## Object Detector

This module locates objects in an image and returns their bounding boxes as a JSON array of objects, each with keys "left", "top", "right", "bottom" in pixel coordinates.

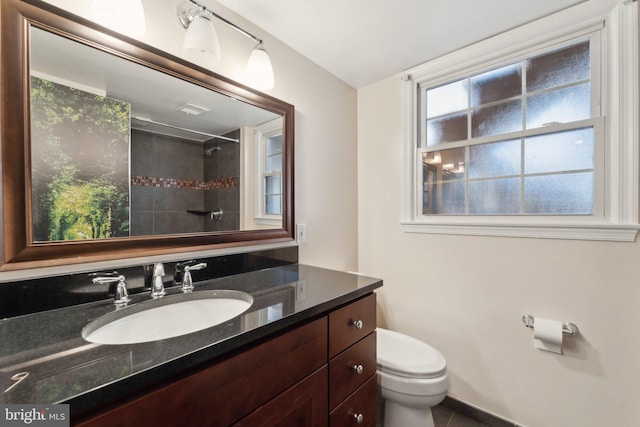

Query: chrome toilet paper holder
[{"left": 522, "top": 314, "right": 578, "bottom": 336}]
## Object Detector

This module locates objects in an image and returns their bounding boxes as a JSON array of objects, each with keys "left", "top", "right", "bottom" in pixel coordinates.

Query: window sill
[
  {"left": 254, "top": 217, "right": 282, "bottom": 227},
  {"left": 401, "top": 221, "right": 639, "bottom": 242}
]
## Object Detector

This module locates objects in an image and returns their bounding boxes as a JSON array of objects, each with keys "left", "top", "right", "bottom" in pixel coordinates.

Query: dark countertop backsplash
[{"left": 0, "top": 246, "right": 299, "bottom": 319}]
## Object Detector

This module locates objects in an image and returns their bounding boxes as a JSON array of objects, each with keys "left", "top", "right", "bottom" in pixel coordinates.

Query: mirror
[
  {"left": 0, "top": 0, "right": 295, "bottom": 270},
  {"left": 29, "top": 27, "right": 283, "bottom": 240}
]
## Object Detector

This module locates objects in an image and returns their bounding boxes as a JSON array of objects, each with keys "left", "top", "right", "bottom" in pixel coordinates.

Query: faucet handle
[
  {"left": 151, "top": 262, "right": 166, "bottom": 299},
  {"left": 181, "top": 262, "right": 207, "bottom": 293},
  {"left": 185, "top": 262, "right": 207, "bottom": 271},
  {"left": 174, "top": 260, "right": 196, "bottom": 284},
  {"left": 92, "top": 274, "right": 130, "bottom": 306},
  {"left": 89, "top": 270, "right": 119, "bottom": 284}
]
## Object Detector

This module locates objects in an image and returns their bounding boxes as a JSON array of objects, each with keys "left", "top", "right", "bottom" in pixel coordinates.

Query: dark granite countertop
[{"left": 0, "top": 264, "right": 382, "bottom": 418}]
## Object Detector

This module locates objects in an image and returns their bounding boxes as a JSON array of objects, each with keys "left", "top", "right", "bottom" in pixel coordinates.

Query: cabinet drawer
[
  {"left": 329, "top": 293, "right": 376, "bottom": 358},
  {"left": 329, "top": 375, "right": 377, "bottom": 427},
  {"left": 77, "top": 317, "right": 328, "bottom": 427},
  {"left": 329, "top": 332, "right": 376, "bottom": 409}
]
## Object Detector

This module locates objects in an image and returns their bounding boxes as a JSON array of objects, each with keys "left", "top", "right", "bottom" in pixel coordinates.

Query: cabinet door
[{"left": 234, "top": 366, "right": 328, "bottom": 427}]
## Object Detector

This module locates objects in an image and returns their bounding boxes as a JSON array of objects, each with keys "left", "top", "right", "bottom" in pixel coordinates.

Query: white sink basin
[{"left": 82, "top": 290, "right": 253, "bottom": 345}]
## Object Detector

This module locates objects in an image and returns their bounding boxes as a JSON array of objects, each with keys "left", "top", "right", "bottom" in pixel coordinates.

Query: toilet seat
[{"left": 377, "top": 328, "right": 446, "bottom": 379}]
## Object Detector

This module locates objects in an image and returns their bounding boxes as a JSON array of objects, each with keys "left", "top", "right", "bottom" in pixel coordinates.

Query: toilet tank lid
[{"left": 376, "top": 328, "right": 446, "bottom": 378}]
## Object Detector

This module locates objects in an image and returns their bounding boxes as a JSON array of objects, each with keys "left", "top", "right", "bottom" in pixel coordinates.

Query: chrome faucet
[
  {"left": 180, "top": 262, "right": 207, "bottom": 293},
  {"left": 93, "top": 274, "right": 130, "bottom": 306},
  {"left": 150, "top": 262, "right": 166, "bottom": 298},
  {"left": 173, "top": 259, "right": 195, "bottom": 285}
]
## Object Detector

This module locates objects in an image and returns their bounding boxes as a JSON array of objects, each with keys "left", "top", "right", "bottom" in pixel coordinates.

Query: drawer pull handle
[
  {"left": 352, "top": 364, "right": 364, "bottom": 375},
  {"left": 352, "top": 319, "right": 363, "bottom": 330},
  {"left": 353, "top": 413, "right": 364, "bottom": 424}
]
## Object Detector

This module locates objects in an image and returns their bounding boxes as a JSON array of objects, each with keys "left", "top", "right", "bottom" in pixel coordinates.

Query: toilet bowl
[{"left": 376, "top": 328, "right": 448, "bottom": 427}]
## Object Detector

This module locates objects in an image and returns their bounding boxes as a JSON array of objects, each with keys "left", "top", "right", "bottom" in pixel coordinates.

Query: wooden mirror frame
[{"left": 0, "top": 0, "right": 295, "bottom": 271}]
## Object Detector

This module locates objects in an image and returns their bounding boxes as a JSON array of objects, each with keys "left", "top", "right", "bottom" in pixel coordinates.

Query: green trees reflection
[{"left": 30, "top": 77, "right": 130, "bottom": 241}]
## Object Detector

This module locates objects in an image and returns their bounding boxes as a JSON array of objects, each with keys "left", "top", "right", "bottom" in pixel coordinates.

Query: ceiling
[
  {"left": 31, "top": 27, "right": 278, "bottom": 141},
  {"left": 216, "top": 0, "right": 587, "bottom": 89}
]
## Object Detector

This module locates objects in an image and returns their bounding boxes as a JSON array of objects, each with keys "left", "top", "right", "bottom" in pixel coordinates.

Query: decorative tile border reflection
[{"left": 131, "top": 175, "right": 237, "bottom": 190}]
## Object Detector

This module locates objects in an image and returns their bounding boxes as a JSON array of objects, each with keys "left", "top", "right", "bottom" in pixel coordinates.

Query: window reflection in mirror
[
  {"left": 250, "top": 118, "right": 284, "bottom": 229},
  {"left": 29, "top": 26, "right": 283, "bottom": 242}
]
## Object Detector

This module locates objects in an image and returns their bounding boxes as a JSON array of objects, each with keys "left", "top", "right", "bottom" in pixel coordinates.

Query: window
[
  {"left": 253, "top": 118, "right": 283, "bottom": 226},
  {"left": 402, "top": 1, "right": 638, "bottom": 241},
  {"left": 264, "top": 133, "right": 283, "bottom": 215},
  {"left": 421, "top": 41, "right": 599, "bottom": 216}
]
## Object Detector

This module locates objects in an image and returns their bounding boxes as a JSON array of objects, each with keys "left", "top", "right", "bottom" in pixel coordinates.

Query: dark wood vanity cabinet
[{"left": 76, "top": 293, "right": 377, "bottom": 427}]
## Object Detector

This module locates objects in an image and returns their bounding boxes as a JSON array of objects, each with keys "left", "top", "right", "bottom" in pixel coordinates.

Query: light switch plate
[{"left": 296, "top": 223, "right": 306, "bottom": 243}]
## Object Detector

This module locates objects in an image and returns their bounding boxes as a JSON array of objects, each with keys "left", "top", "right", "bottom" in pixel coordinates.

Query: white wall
[
  {"left": 5, "top": 0, "right": 358, "bottom": 282},
  {"left": 357, "top": 70, "right": 640, "bottom": 426}
]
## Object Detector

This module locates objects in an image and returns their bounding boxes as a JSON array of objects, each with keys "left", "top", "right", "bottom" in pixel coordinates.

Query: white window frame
[
  {"left": 402, "top": 0, "right": 639, "bottom": 241},
  {"left": 254, "top": 118, "right": 283, "bottom": 227}
]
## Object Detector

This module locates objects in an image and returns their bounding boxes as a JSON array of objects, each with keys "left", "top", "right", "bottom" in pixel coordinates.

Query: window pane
[
  {"left": 469, "top": 139, "right": 521, "bottom": 179},
  {"left": 265, "top": 195, "right": 282, "bottom": 215},
  {"left": 426, "top": 113, "right": 467, "bottom": 146},
  {"left": 472, "top": 99, "right": 522, "bottom": 138},
  {"left": 436, "top": 181, "right": 466, "bottom": 214},
  {"left": 469, "top": 178, "right": 521, "bottom": 214},
  {"left": 423, "top": 148, "right": 465, "bottom": 214},
  {"left": 526, "top": 83, "right": 590, "bottom": 129},
  {"left": 471, "top": 63, "right": 522, "bottom": 106},
  {"left": 422, "top": 164, "right": 437, "bottom": 214},
  {"left": 426, "top": 79, "right": 468, "bottom": 118},
  {"left": 525, "top": 128, "right": 594, "bottom": 174},
  {"left": 527, "top": 41, "right": 590, "bottom": 92},
  {"left": 267, "top": 153, "right": 282, "bottom": 173},
  {"left": 265, "top": 175, "right": 281, "bottom": 195},
  {"left": 524, "top": 172, "right": 593, "bottom": 214},
  {"left": 423, "top": 147, "right": 465, "bottom": 176},
  {"left": 267, "top": 135, "right": 282, "bottom": 155}
]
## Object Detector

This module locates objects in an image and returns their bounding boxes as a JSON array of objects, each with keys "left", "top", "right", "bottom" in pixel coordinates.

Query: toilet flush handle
[{"left": 352, "top": 319, "right": 363, "bottom": 330}]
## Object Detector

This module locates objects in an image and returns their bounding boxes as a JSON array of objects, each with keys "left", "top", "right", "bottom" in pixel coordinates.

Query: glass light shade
[
  {"left": 90, "top": 0, "right": 146, "bottom": 37},
  {"left": 245, "top": 45, "right": 275, "bottom": 90},
  {"left": 183, "top": 15, "right": 221, "bottom": 66}
]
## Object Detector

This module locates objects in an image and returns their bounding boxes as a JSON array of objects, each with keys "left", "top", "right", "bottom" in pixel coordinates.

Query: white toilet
[{"left": 376, "top": 328, "right": 449, "bottom": 427}]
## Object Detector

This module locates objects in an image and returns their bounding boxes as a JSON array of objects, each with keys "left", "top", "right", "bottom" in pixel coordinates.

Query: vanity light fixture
[
  {"left": 244, "top": 43, "right": 275, "bottom": 92},
  {"left": 89, "top": 0, "right": 146, "bottom": 37},
  {"left": 182, "top": 11, "right": 221, "bottom": 65},
  {"left": 177, "top": 0, "right": 275, "bottom": 90}
]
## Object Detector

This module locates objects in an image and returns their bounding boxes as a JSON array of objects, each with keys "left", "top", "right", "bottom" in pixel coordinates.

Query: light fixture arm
[{"left": 179, "top": 0, "right": 263, "bottom": 46}]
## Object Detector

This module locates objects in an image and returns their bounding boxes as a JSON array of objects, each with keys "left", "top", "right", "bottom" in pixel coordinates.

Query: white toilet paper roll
[{"left": 533, "top": 317, "right": 563, "bottom": 354}]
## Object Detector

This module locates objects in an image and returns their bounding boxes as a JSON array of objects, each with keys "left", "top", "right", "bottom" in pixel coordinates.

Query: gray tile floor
[{"left": 433, "top": 404, "right": 489, "bottom": 427}]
